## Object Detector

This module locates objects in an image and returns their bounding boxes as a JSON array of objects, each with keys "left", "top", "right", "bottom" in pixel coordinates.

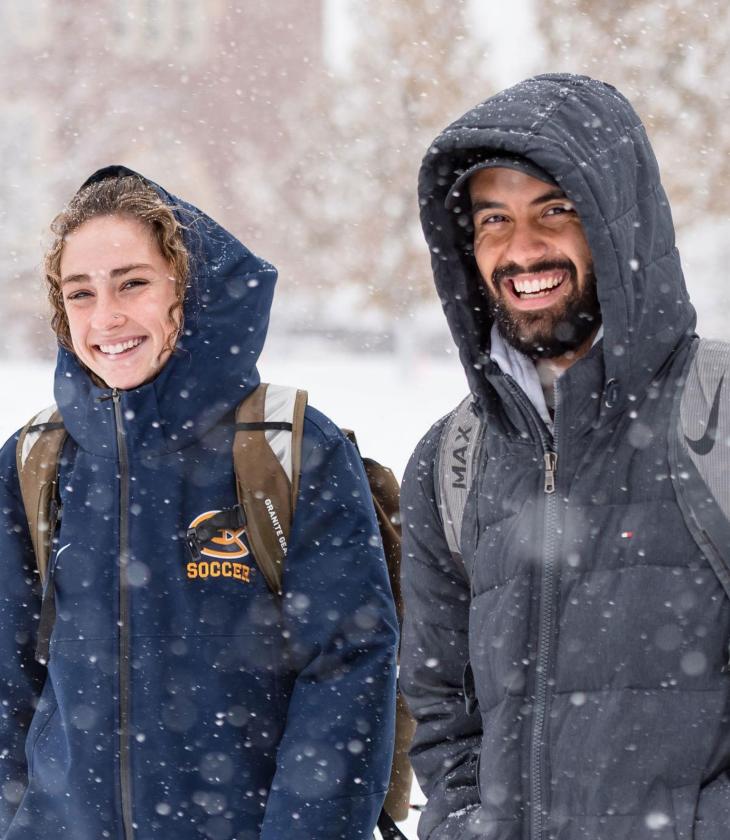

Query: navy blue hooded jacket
[
  {"left": 0, "top": 167, "right": 398, "bottom": 839},
  {"left": 400, "top": 75, "right": 730, "bottom": 839}
]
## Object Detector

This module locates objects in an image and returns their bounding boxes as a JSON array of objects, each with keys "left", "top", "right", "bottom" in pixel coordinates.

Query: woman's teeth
[{"left": 98, "top": 338, "right": 143, "bottom": 356}]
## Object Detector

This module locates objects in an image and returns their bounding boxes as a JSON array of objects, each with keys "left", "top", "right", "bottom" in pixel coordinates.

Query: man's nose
[{"left": 504, "top": 223, "right": 549, "bottom": 265}]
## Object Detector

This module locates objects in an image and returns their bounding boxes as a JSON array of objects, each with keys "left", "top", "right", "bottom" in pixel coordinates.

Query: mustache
[{"left": 492, "top": 259, "right": 577, "bottom": 286}]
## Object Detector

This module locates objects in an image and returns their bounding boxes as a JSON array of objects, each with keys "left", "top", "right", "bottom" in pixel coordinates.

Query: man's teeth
[
  {"left": 512, "top": 274, "right": 564, "bottom": 296},
  {"left": 98, "top": 338, "right": 143, "bottom": 356}
]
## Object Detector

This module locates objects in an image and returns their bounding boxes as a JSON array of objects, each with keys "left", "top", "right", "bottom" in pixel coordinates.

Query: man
[{"left": 400, "top": 73, "right": 730, "bottom": 839}]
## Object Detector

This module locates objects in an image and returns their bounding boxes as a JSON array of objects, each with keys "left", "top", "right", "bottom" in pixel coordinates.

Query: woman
[{"left": 0, "top": 166, "right": 398, "bottom": 839}]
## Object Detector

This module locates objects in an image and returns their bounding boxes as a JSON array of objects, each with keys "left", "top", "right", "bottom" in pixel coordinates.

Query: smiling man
[
  {"left": 466, "top": 165, "right": 599, "bottom": 361},
  {"left": 400, "top": 75, "right": 730, "bottom": 840}
]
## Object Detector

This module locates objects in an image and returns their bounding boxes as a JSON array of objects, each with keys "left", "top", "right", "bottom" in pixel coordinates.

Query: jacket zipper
[
  {"left": 498, "top": 374, "right": 561, "bottom": 839},
  {"left": 529, "top": 382, "right": 560, "bottom": 840},
  {"left": 112, "top": 390, "right": 134, "bottom": 840}
]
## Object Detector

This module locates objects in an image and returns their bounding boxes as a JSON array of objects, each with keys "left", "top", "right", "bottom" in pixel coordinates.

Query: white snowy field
[
  {"left": 0, "top": 349, "right": 467, "bottom": 480},
  {"left": 0, "top": 349, "right": 469, "bottom": 839}
]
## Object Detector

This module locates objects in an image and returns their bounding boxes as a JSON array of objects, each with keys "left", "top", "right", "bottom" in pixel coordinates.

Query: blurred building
[{"left": 0, "top": 0, "right": 325, "bottom": 357}]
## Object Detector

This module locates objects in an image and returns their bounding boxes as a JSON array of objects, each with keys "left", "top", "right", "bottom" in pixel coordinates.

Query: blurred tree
[
  {"left": 535, "top": 0, "right": 730, "bottom": 231},
  {"left": 249, "top": 0, "right": 490, "bottom": 329}
]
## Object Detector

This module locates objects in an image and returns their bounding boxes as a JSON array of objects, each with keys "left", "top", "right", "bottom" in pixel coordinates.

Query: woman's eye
[
  {"left": 66, "top": 290, "right": 92, "bottom": 302},
  {"left": 122, "top": 278, "right": 148, "bottom": 291}
]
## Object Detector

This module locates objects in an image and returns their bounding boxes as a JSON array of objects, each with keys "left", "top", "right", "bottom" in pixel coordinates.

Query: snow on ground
[
  {"left": 0, "top": 349, "right": 467, "bottom": 480},
  {"left": 0, "top": 349, "right": 467, "bottom": 839}
]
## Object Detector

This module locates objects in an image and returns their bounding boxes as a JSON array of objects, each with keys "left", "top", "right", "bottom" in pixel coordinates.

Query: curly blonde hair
[{"left": 45, "top": 175, "right": 189, "bottom": 353}]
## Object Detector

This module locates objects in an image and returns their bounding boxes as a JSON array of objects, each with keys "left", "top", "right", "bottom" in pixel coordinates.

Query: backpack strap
[
  {"left": 16, "top": 405, "right": 66, "bottom": 584},
  {"left": 376, "top": 808, "right": 409, "bottom": 838},
  {"left": 226, "top": 387, "right": 415, "bottom": 827},
  {"left": 16, "top": 405, "right": 67, "bottom": 664},
  {"left": 232, "top": 383, "right": 307, "bottom": 595},
  {"left": 344, "top": 430, "right": 415, "bottom": 825},
  {"left": 434, "top": 396, "right": 484, "bottom": 571},
  {"left": 670, "top": 339, "right": 730, "bottom": 632}
]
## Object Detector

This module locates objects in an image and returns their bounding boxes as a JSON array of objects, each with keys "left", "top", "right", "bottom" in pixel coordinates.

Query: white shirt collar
[
  {"left": 488, "top": 324, "right": 604, "bottom": 430},
  {"left": 489, "top": 325, "right": 553, "bottom": 428}
]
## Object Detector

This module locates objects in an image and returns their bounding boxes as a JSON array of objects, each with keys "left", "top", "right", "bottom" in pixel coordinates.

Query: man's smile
[{"left": 496, "top": 269, "right": 571, "bottom": 311}]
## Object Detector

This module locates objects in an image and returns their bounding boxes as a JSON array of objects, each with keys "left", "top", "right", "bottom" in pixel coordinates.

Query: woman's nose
[{"left": 90, "top": 297, "right": 125, "bottom": 332}]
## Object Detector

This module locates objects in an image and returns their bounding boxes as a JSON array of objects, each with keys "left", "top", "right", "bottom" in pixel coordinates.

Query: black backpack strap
[
  {"left": 434, "top": 396, "right": 484, "bottom": 573},
  {"left": 375, "top": 808, "right": 409, "bottom": 839},
  {"left": 670, "top": 339, "right": 730, "bottom": 660}
]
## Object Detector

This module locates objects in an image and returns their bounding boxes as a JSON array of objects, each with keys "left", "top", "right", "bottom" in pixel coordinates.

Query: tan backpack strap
[
  {"left": 385, "top": 692, "right": 418, "bottom": 823},
  {"left": 289, "top": 388, "right": 307, "bottom": 509},
  {"left": 16, "top": 406, "right": 66, "bottom": 584},
  {"left": 234, "top": 384, "right": 308, "bottom": 595}
]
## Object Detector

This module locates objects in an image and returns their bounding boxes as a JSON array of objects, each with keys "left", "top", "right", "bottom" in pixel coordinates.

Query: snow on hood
[
  {"left": 54, "top": 165, "right": 276, "bottom": 455},
  {"left": 418, "top": 73, "right": 696, "bottom": 418}
]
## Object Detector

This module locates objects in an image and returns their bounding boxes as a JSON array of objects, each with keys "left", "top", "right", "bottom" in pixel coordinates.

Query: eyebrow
[
  {"left": 61, "top": 263, "right": 155, "bottom": 285},
  {"left": 471, "top": 189, "right": 569, "bottom": 215}
]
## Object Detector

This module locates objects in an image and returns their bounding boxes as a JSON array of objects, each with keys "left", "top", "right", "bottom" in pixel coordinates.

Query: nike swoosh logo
[{"left": 685, "top": 374, "right": 725, "bottom": 456}]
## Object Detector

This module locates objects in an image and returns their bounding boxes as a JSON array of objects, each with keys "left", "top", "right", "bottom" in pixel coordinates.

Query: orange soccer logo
[{"left": 187, "top": 509, "right": 249, "bottom": 560}]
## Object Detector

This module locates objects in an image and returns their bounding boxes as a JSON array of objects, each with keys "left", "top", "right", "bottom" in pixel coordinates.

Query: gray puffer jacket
[{"left": 400, "top": 74, "right": 730, "bottom": 840}]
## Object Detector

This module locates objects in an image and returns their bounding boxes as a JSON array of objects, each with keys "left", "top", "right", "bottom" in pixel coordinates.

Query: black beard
[{"left": 485, "top": 258, "right": 601, "bottom": 359}]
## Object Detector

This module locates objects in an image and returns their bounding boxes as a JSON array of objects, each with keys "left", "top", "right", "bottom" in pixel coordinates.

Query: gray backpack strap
[
  {"left": 670, "top": 339, "right": 730, "bottom": 607},
  {"left": 435, "top": 396, "right": 484, "bottom": 568}
]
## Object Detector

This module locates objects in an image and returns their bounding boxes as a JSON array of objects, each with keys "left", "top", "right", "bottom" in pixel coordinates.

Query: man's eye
[
  {"left": 475, "top": 214, "right": 507, "bottom": 226},
  {"left": 545, "top": 204, "right": 575, "bottom": 217}
]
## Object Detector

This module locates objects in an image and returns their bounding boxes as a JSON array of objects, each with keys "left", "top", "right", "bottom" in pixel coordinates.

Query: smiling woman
[
  {"left": 0, "top": 166, "right": 397, "bottom": 840},
  {"left": 44, "top": 176, "right": 189, "bottom": 389}
]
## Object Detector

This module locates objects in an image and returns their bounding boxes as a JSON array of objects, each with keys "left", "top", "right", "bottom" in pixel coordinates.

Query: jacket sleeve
[
  {"left": 399, "top": 422, "right": 482, "bottom": 839},
  {"left": 694, "top": 774, "right": 730, "bottom": 837},
  {"left": 260, "top": 408, "right": 398, "bottom": 840},
  {"left": 0, "top": 433, "right": 47, "bottom": 833}
]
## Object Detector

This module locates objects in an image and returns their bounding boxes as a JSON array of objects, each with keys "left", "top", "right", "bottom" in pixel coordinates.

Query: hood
[
  {"left": 419, "top": 73, "right": 696, "bottom": 420},
  {"left": 54, "top": 165, "right": 276, "bottom": 454}
]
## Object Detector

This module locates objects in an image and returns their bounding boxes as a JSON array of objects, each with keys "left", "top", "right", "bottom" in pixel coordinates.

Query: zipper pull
[
  {"left": 98, "top": 388, "right": 120, "bottom": 404},
  {"left": 544, "top": 452, "right": 557, "bottom": 494}
]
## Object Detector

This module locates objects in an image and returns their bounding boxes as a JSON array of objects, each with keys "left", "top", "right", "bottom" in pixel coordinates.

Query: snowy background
[
  {"left": 3, "top": 1, "right": 730, "bottom": 836},
  {"left": 0, "top": 349, "right": 467, "bottom": 482}
]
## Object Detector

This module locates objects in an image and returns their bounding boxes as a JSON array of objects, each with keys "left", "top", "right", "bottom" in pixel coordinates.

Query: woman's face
[{"left": 60, "top": 215, "right": 179, "bottom": 390}]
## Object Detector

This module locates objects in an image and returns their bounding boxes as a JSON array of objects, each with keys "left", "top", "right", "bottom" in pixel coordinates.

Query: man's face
[{"left": 469, "top": 167, "right": 600, "bottom": 360}]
